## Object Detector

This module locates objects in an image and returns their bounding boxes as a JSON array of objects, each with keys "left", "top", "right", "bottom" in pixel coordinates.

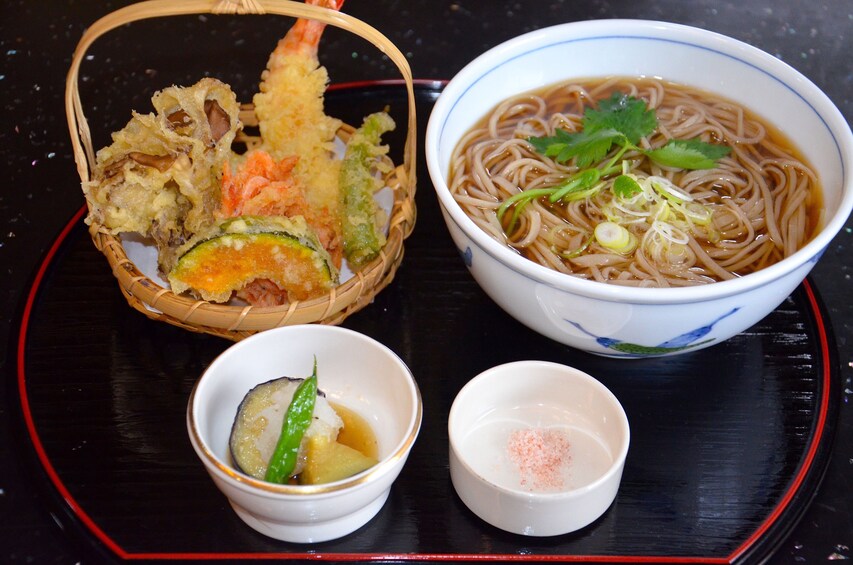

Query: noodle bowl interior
[{"left": 448, "top": 77, "right": 823, "bottom": 287}]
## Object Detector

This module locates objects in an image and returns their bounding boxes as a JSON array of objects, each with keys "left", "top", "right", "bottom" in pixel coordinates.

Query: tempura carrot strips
[{"left": 219, "top": 150, "right": 343, "bottom": 268}]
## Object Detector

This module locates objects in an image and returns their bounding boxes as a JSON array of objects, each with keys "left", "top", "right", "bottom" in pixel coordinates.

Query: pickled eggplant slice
[{"left": 229, "top": 376, "right": 343, "bottom": 481}]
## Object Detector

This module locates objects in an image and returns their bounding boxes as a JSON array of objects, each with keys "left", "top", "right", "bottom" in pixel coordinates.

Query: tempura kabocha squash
[{"left": 168, "top": 215, "right": 338, "bottom": 304}]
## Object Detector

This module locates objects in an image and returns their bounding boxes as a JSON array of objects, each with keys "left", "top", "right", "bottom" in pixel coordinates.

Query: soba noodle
[{"left": 448, "top": 77, "right": 821, "bottom": 287}]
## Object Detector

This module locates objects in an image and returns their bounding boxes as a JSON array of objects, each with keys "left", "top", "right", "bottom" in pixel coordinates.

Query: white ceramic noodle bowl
[
  {"left": 187, "top": 325, "right": 422, "bottom": 543},
  {"left": 426, "top": 20, "right": 853, "bottom": 357}
]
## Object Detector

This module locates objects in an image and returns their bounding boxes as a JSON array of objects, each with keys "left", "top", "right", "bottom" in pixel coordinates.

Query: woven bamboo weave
[{"left": 65, "top": 0, "right": 417, "bottom": 340}]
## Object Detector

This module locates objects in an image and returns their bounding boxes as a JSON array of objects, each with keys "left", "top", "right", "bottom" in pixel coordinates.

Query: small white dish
[
  {"left": 448, "top": 361, "right": 629, "bottom": 536},
  {"left": 187, "top": 325, "right": 422, "bottom": 543}
]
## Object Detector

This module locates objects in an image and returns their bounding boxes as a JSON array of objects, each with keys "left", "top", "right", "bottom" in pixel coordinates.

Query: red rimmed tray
[{"left": 11, "top": 83, "right": 841, "bottom": 563}]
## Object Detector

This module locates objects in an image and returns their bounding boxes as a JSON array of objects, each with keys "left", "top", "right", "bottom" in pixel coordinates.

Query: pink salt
[{"left": 507, "top": 427, "right": 571, "bottom": 491}]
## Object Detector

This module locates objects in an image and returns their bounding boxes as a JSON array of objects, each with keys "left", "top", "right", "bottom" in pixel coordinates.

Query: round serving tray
[{"left": 12, "top": 83, "right": 841, "bottom": 564}]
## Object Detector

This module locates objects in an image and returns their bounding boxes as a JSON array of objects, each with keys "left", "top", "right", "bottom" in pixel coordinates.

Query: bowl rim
[
  {"left": 186, "top": 325, "right": 423, "bottom": 496},
  {"left": 426, "top": 19, "right": 853, "bottom": 305},
  {"left": 448, "top": 360, "right": 630, "bottom": 500}
]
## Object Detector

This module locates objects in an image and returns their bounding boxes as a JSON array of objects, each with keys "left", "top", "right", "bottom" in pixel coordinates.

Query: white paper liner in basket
[{"left": 65, "top": 0, "right": 417, "bottom": 340}]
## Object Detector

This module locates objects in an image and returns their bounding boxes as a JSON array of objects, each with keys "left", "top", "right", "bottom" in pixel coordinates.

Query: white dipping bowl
[
  {"left": 187, "top": 325, "right": 422, "bottom": 543},
  {"left": 426, "top": 19, "right": 853, "bottom": 357},
  {"left": 448, "top": 361, "right": 629, "bottom": 536}
]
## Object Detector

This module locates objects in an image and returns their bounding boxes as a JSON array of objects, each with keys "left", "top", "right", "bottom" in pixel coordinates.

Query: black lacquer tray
[{"left": 12, "top": 84, "right": 841, "bottom": 563}]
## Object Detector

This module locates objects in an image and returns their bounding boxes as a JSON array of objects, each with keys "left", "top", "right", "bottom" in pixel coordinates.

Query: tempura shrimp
[{"left": 253, "top": 0, "right": 345, "bottom": 218}]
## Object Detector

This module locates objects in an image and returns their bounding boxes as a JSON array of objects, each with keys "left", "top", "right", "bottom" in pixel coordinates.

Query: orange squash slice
[{"left": 168, "top": 215, "right": 338, "bottom": 303}]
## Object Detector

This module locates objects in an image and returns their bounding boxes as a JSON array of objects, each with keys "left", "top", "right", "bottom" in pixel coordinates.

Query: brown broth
[
  {"left": 457, "top": 76, "right": 824, "bottom": 281},
  {"left": 331, "top": 402, "right": 379, "bottom": 460}
]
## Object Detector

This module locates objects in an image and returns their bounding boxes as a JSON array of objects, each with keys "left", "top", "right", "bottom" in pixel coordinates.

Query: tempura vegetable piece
[
  {"left": 253, "top": 0, "right": 344, "bottom": 218},
  {"left": 85, "top": 111, "right": 189, "bottom": 242},
  {"left": 151, "top": 78, "right": 242, "bottom": 236},
  {"left": 340, "top": 111, "right": 395, "bottom": 268},
  {"left": 84, "top": 78, "right": 241, "bottom": 272},
  {"left": 219, "top": 150, "right": 343, "bottom": 268},
  {"left": 168, "top": 215, "right": 339, "bottom": 303},
  {"left": 229, "top": 375, "right": 343, "bottom": 481},
  {"left": 220, "top": 151, "right": 300, "bottom": 218}
]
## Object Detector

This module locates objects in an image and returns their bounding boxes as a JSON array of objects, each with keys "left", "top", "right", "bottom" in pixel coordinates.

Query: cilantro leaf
[
  {"left": 583, "top": 92, "right": 657, "bottom": 144},
  {"left": 527, "top": 129, "right": 574, "bottom": 158},
  {"left": 613, "top": 175, "right": 642, "bottom": 198},
  {"left": 560, "top": 128, "right": 624, "bottom": 168},
  {"left": 645, "top": 139, "right": 732, "bottom": 170},
  {"left": 528, "top": 128, "right": 624, "bottom": 167}
]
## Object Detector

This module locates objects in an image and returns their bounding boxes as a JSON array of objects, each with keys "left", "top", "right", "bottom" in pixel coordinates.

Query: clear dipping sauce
[{"left": 458, "top": 404, "right": 614, "bottom": 493}]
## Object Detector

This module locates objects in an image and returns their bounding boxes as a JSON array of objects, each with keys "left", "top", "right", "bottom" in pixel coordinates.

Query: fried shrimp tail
[
  {"left": 272, "top": 0, "right": 345, "bottom": 61},
  {"left": 85, "top": 0, "right": 398, "bottom": 311}
]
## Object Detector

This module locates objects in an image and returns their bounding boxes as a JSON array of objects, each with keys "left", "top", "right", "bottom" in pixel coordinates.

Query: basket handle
[{"left": 65, "top": 0, "right": 417, "bottom": 194}]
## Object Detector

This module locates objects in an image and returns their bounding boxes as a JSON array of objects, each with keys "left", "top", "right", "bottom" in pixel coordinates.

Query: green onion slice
[
  {"left": 594, "top": 221, "right": 638, "bottom": 254},
  {"left": 649, "top": 176, "right": 694, "bottom": 202}
]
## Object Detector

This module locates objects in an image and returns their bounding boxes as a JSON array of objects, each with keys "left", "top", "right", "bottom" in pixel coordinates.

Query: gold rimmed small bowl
[{"left": 187, "top": 325, "right": 422, "bottom": 543}]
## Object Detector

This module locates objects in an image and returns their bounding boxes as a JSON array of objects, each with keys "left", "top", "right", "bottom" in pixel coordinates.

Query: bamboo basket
[{"left": 65, "top": 0, "right": 417, "bottom": 341}]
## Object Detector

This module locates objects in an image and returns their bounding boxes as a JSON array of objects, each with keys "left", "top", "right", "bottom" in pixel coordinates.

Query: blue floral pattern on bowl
[
  {"left": 568, "top": 307, "right": 741, "bottom": 357},
  {"left": 459, "top": 246, "right": 473, "bottom": 267}
]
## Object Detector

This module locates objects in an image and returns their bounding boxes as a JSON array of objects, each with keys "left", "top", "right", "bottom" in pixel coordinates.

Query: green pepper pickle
[{"left": 263, "top": 362, "right": 318, "bottom": 484}]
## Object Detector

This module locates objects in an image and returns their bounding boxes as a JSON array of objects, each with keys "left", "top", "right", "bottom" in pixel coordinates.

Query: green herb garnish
[
  {"left": 530, "top": 127, "right": 623, "bottom": 168},
  {"left": 498, "top": 92, "right": 731, "bottom": 233},
  {"left": 612, "top": 174, "right": 643, "bottom": 199},
  {"left": 645, "top": 138, "right": 733, "bottom": 170},
  {"left": 264, "top": 359, "right": 318, "bottom": 484},
  {"left": 528, "top": 92, "right": 729, "bottom": 170}
]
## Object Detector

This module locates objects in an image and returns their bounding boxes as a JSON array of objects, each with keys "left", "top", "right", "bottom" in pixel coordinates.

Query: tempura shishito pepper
[
  {"left": 264, "top": 362, "right": 318, "bottom": 484},
  {"left": 340, "top": 111, "right": 396, "bottom": 269}
]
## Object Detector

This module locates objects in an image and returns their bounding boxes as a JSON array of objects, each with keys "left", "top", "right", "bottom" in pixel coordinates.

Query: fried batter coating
[
  {"left": 168, "top": 215, "right": 338, "bottom": 304},
  {"left": 83, "top": 0, "right": 394, "bottom": 309},
  {"left": 220, "top": 150, "right": 343, "bottom": 268},
  {"left": 252, "top": 0, "right": 344, "bottom": 222},
  {"left": 84, "top": 78, "right": 241, "bottom": 272}
]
